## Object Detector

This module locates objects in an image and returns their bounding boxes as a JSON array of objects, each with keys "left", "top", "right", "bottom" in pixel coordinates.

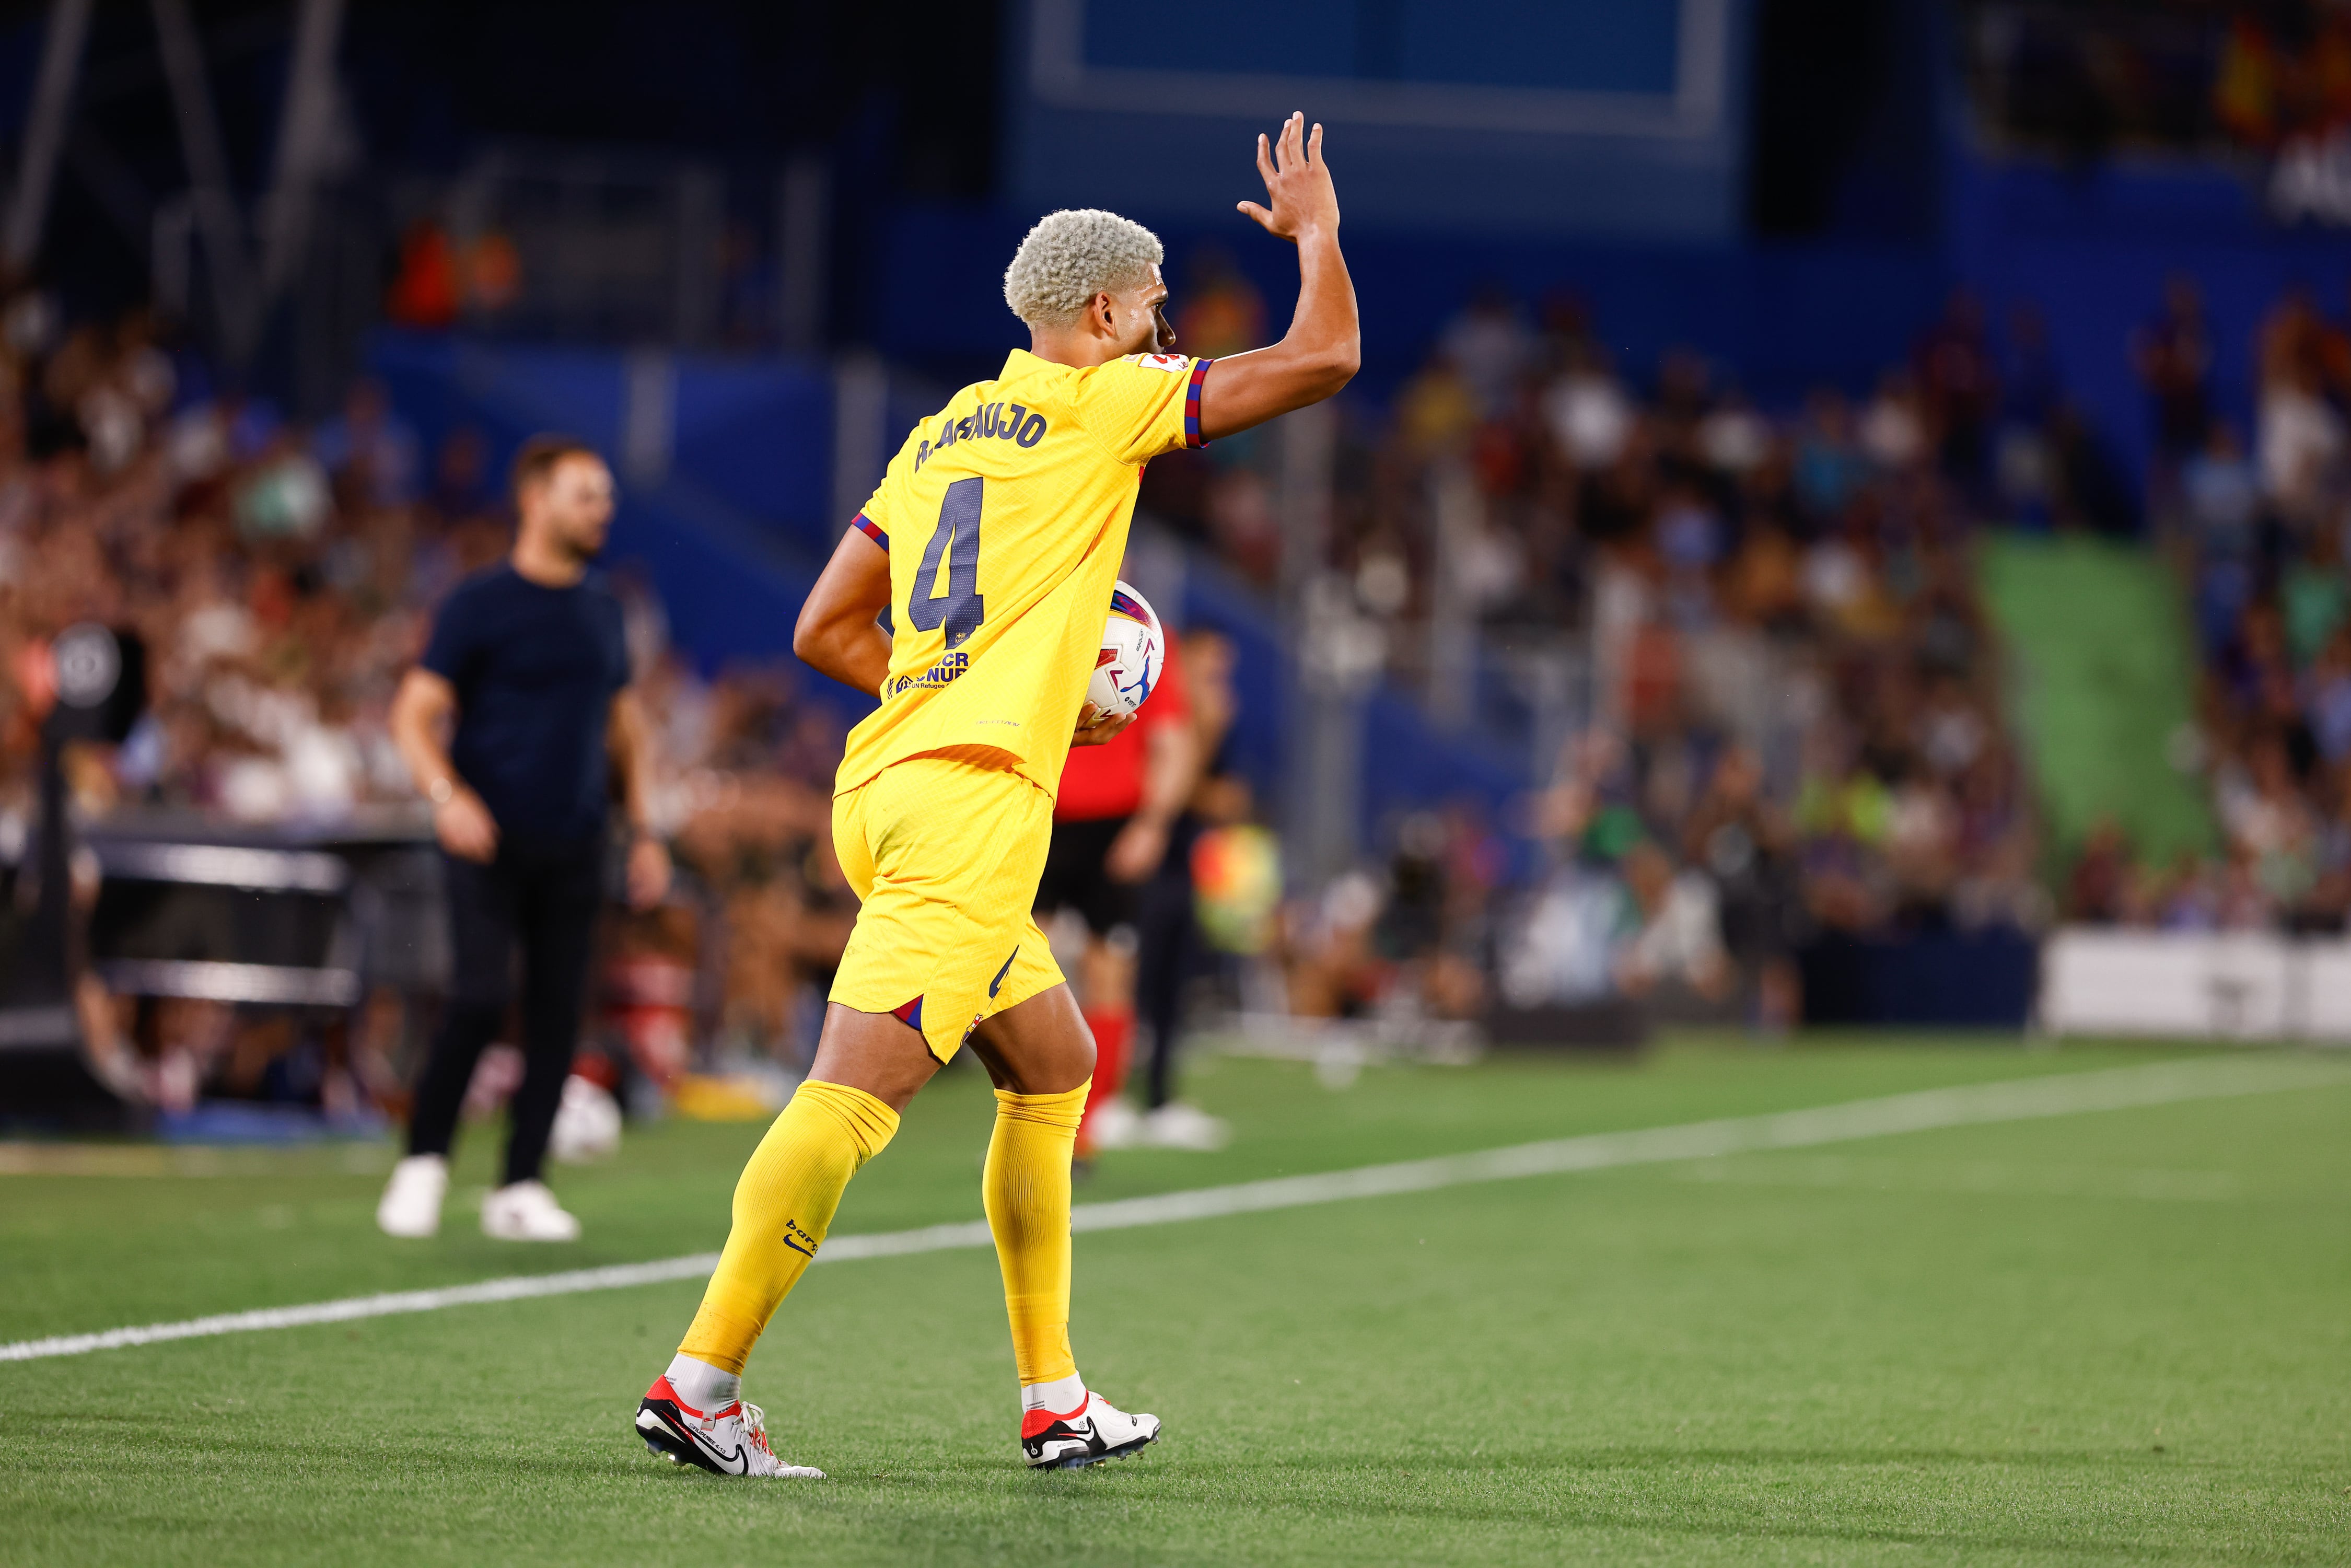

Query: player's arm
[
  {"left": 1105, "top": 711, "right": 1200, "bottom": 881},
  {"left": 389, "top": 667, "right": 497, "bottom": 862},
  {"left": 794, "top": 525, "right": 894, "bottom": 695},
  {"left": 1197, "top": 113, "right": 1359, "bottom": 442},
  {"left": 606, "top": 687, "right": 671, "bottom": 909}
]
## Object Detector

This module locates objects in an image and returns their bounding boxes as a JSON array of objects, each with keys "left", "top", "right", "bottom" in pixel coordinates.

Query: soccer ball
[{"left": 1087, "top": 580, "right": 1165, "bottom": 719}]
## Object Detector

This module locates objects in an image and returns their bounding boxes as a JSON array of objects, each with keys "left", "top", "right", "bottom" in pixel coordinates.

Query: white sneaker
[
  {"left": 1021, "top": 1388, "right": 1161, "bottom": 1469},
  {"left": 636, "top": 1376, "right": 824, "bottom": 1478},
  {"left": 1143, "top": 1102, "right": 1230, "bottom": 1151},
  {"left": 376, "top": 1154, "right": 448, "bottom": 1238},
  {"left": 1088, "top": 1096, "right": 1145, "bottom": 1150},
  {"left": 480, "top": 1180, "right": 581, "bottom": 1241}
]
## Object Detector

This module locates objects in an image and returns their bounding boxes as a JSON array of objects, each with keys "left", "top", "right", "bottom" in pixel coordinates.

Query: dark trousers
[
  {"left": 1134, "top": 815, "right": 1202, "bottom": 1111},
  {"left": 407, "top": 837, "right": 605, "bottom": 1186}
]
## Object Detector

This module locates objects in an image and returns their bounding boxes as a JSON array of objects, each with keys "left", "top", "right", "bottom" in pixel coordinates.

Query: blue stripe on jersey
[{"left": 1184, "top": 358, "right": 1214, "bottom": 448}]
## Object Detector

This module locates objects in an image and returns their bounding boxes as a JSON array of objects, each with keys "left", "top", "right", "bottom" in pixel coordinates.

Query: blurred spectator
[
  {"left": 1394, "top": 351, "right": 1479, "bottom": 457},
  {"left": 1614, "top": 840, "right": 1732, "bottom": 1005},
  {"left": 1441, "top": 284, "right": 1534, "bottom": 419},
  {"left": 1544, "top": 345, "right": 1636, "bottom": 471},
  {"left": 465, "top": 230, "right": 523, "bottom": 316},
  {"left": 1174, "top": 246, "right": 1265, "bottom": 359},
  {"left": 1858, "top": 370, "right": 1929, "bottom": 472},
  {"left": 2133, "top": 275, "right": 2215, "bottom": 486},
  {"left": 2182, "top": 421, "right": 2261, "bottom": 554},
  {"left": 429, "top": 426, "right": 497, "bottom": 527},
  {"left": 387, "top": 219, "right": 462, "bottom": 330},
  {"left": 1682, "top": 745, "right": 1803, "bottom": 1028},
  {"left": 1794, "top": 389, "right": 1864, "bottom": 527},
  {"left": 2256, "top": 286, "right": 2343, "bottom": 515},
  {"left": 1917, "top": 289, "right": 2000, "bottom": 491},
  {"left": 313, "top": 379, "right": 422, "bottom": 509}
]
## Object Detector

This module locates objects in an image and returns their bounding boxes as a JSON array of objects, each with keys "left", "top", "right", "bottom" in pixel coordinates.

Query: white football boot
[
  {"left": 375, "top": 1154, "right": 448, "bottom": 1238},
  {"left": 480, "top": 1179, "right": 581, "bottom": 1241},
  {"left": 1088, "top": 1097, "right": 1145, "bottom": 1151},
  {"left": 1021, "top": 1389, "right": 1161, "bottom": 1469},
  {"left": 635, "top": 1377, "right": 825, "bottom": 1478},
  {"left": 1142, "top": 1101, "right": 1230, "bottom": 1151}
]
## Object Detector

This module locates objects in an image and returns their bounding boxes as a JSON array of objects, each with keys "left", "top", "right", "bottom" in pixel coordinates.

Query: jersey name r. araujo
[{"left": 913, "top": 403, "right": 1050, "bottom": 470}]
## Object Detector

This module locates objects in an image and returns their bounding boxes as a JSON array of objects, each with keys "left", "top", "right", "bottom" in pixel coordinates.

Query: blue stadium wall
[{"left": 1004, "top": 0, "right": 1751, "bottom": 244}]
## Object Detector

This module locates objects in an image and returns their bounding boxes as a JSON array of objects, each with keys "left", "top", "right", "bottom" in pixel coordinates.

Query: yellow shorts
[{"left": 829, "top": 751, "right": 1067, "bottom": 1063}]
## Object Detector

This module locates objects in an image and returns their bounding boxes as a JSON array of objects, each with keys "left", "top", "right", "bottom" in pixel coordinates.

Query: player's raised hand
[{"left": 1237, "top": 112, "right": 1339, "bottom": 242}]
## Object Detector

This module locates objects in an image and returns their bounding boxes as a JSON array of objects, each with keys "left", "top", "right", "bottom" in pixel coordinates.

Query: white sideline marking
[
  {"left": 1674, "top": 1156, "right": 2250, "bottom": 1203},
  {"left": 4, "top": 1054, "right": 2344, "bottom": 1364}
]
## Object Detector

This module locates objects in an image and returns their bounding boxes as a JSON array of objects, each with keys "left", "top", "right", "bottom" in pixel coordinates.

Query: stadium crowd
[
  {"left": 1201, "top": 256, "right": 2351, "bottom": 1008},
  {"left": 0, "top": 283, "right": 859, "bottom": 1112},
  {"left": 1962, "top": 0, "right": 2351, "bottom": 158},
  {"left": 2069, "top": 272, "right": 2351, "bottom": 934},
  {"left": 1148, "top": 260, "right": 2053, "bottom": 1029},
  {"left": 29, "top": 245, "right": 2351, "bottom": 1092}
]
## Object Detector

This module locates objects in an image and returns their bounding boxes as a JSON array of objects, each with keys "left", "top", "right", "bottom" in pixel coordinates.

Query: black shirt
[{"left": 421, "top": 563, "right": 630, "bottom": 851}]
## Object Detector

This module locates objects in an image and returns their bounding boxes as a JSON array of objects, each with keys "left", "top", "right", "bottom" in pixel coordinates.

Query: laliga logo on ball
[{"left": 1088, "top": 580, "right": 1163, "bottom": 720}]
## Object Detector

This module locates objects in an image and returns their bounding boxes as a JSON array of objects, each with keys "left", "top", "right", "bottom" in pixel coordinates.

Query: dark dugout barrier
[
  {"left": 0, "top": 625, "right": 149, "bottom": 1130},
  {"left": 1798, "top": 927, "right": 2040, "bottom": 1029}
]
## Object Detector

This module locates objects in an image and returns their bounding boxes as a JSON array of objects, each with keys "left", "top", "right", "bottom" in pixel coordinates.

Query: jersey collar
[{"left": 1002, "top": 347, "right": 1080, "bottom": 379}]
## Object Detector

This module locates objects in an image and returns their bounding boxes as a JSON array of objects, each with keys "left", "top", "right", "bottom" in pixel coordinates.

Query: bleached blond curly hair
[{"left": 1003, "top": 208, "right": 1164, "bottom": 328}]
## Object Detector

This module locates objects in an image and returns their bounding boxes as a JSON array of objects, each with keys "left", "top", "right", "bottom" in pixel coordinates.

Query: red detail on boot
[
  {"left": 645, "top": 1375, "right": 739, "bottom": 1423},
  {"left": 645, "top": 1376, "right": 701, "bottom": 1419},
  {"left": 1021, "top": 1399, "right": 1090, "bottom": 1439}
]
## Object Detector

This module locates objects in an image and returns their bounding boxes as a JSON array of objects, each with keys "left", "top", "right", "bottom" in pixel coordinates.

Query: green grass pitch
[{"left": 3, "top": 1035, "right": 2348, "bottom": 1566}]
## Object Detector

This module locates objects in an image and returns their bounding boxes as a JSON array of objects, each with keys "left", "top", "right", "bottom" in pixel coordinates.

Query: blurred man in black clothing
[{"left": 376, "top": 436, "right": 669, "bottom": 1241}]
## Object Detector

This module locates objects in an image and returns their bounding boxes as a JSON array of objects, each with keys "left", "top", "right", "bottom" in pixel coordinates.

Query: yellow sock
[
  {"left": 983, "top": 1080, "right": 1088, "bottom": 1387},
  {"left": 677, "top": 1079, "right": 900, "bottom": 1373}
]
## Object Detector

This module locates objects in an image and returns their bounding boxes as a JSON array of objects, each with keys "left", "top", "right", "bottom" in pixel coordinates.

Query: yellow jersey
[{"left": 833, "top": 347, "right": 1212, "bottom": 800}]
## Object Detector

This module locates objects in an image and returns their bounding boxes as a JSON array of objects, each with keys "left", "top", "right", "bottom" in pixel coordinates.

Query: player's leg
[
  {"left": 644, "top": 1004, "right": 926, "bottom": 1476},
  {"left": 485, "top": 841, "right": 603, "bottom": 1240},
  {"left": 638, "top": 1001, "right": 930, "bottom": 1474},
  {"left": 1133, "top": 829, "right": 1225, "bottom": 1147},
  {"left": 690, "top": 1003, "right": 939, "bottom": 1345},
  {"left": 641, "top": 757, "right": 1007, "bottom": 1474},
  {"left": 967, "top": 980, "right": 1093, "bottom": 1393},
  {"left": 1039, "top": 814, "right": 1139, "bottom": 1155},
  {"left": 1135, "top": 859, "right": 1184, "bottom": 1111},
  {"left": 1075, "top": 924, "right": 1138, "bottom": 1153},
  {"left": 967, "top": 966, "right": 1161, "bottom": 1467},
  {"left": 378, "top": 851, "right": 516, "bottom": 1237}
]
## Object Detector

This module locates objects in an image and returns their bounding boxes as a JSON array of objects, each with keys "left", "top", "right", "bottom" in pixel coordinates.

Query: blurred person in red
[
  {"left": 387, "top": 220, "right": 461, "bottom": 331},
  {"left": 1033, "top": 624, "right": 1198, "bottom": 1157}
]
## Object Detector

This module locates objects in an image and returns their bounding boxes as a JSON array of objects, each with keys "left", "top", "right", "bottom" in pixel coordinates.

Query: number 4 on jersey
[{"left": 907, "top": 476, "right": 985, "bottom": 649}]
